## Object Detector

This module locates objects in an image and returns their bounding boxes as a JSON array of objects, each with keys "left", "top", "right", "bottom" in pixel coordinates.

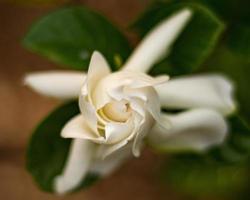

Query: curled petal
[
  {"left": 124, "top": 86, "right": 171, "bottom": 130},
  {"left": 95, "top": 115, "right": 139, "bottom": 158},
  {"left": 155, "top": 75, "right": 236, "bottom": 116},
  {"left": 105, "top": 118, "right": 135, "bottom": 144},
  {"left": 97, "top": 140, "right": 129, "bottom": 159},
  {"left": 148, "top": 109, "right": 228, "bottom": 152},
  {"left": 91, "top": 143, "right": 132, "bottom": 176},
  {"left": 93, "top": 71, "right": 168, "bottom": 109},
  {"left": 61, "top": 114, "right": 104, "bottom": 143},
  {"left": 79, "top": 94, "right": 99, "bottom": 136},
  {"left": 122, "top": 9, "right": 192, "bottom": 72},
  {"left": 127, "top": 99, "right": 155, "bottom": 157},
  {"left": 132, "top": 110, "right": 155, "bottom": 157},
  {"left": 54, "top": 139, "right": 96, "bottom": 194},
  {"left": 129, "top": 74, "right": 169, "bottom": 89},
  {"left": 24, "top": 71, "right": 85, "bottom": 99}
]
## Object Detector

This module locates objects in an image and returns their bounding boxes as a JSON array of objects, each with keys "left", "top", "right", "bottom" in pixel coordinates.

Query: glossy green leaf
[
  {"left": 132, "top": 2, "right": 224, "bottom": 76},
  {"left": 26, "top": 101, "right": 99, "bottom": 192},
  {"left": 23, "top": 6, "right": 131, "bottom": 71}
]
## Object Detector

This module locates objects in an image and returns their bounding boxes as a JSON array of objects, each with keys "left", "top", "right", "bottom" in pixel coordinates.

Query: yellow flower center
[{"left": 100, "top": 100, "right": 131, "bottom": 123}]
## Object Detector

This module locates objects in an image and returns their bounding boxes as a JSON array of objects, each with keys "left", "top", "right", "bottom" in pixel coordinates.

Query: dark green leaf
[
  {"left": 26, "top": 101, "right": 99, "bottom": 192},
  {"left": 157, "top": 0, "right": 250, "bottom": 21},
  {"left": 209, "top": 115, "right": 250, "bottom": 163},
  {"left": 132, "top": 2, "right": 224, "bottom": 76},
  {"left": 227, "top": 24, "right": 250, "bottom": 61},
  {"left": 203, "top": 0, "right": 250, "bottom": 21},
  {"left": 228, "top": 116, "right": 250, "bottom": 153},
  {"left": 23, "top": 6, "right": 131, "bottom": 71},
  {"left": 164, "top": 154, "right": 249, "bottom": 196}
]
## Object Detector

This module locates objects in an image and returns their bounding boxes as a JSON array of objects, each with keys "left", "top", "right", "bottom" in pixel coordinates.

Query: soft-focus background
[{"left": 0, "top": 0, "right": 183, "bottom": 199}]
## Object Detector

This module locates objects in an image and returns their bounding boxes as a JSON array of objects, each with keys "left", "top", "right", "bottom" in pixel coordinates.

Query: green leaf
[
  {"left": 227, "top": 24, "right": 250, "bottom": 62},
  {"left": 228, "top": 116, "right": 250, "bottom": 153},
  {"left": 169, "top": 0, "right": 250, "bottom": 21},
  {"left": 209, "top": 115, "right": 250, "bottom": 163},
  {"left": 26, "top": 101, "right": 99, "bottom": 192},
  {"left": 164, "top": 154, "right": 249, "bottom": 197},
  {"left": 23, "top": 6, "right": 131, "bottom": 71},
  {"left": 132, "top": 2, "right": 224, "bottom": 76}
]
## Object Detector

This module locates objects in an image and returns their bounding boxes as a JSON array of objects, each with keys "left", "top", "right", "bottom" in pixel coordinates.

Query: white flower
[{"left": 24, "top": 9, "right": 236, "bottom": 194}]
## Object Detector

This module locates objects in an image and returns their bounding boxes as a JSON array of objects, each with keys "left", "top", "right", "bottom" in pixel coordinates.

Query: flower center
[{"left": 101, "top": 100, "right": 131, "bottom": 122}]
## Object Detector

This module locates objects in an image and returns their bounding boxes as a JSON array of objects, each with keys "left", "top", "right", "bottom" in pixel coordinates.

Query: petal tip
[
  {"left": 53, "top": 175, "right": 67, "bottom": 195},
  {"left": 180, "top": 8, "right": 192, "bottom": 18},
  {"left": 172, "top": 7, "right": 193, "bottom": 25},
  {"left": 92, "top": 50, "right": 103, "bottom": 58},
  {"left": 91, "top": 50, "right": 108, "bottom": 66},
  {"left": 23, "top": 73, "right": 36, "bottom": 87},
  {"left": 133, "top": 151, "right": 140, "bottom": 157},
  {"left": 132, "top": 143, "right": 142, "bottom": 157}
]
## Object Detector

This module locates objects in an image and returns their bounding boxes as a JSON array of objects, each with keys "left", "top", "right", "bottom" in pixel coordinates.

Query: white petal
[
  {"left": 92, "top": 71, "right": 168, "bottom": 109},
  {"left": 155, "top": 75, "right": 236, "bottom": 116},
  {"left": 54, "top": 139, "right": 96, "bottom": 194},
  {"left": 132, "top": 110, "right": 154, "bottom": 157},
  {"left": 97, "top": 140, "right": 129, "bottom": 159},
  {"left": 91, "top": 143, "right": 132, "bottom": 176},
  {"left": 105, "top": 118, "right": 134, "bottom": 144},
  {"left": 127, "top": 99, "right": 154, "bottom": 157},
  {"left": 86, "top": 51, "right": 111, "bottom": 104},
  {"left": 79, "top": 94, "right": 99, "bottom": 136},
  {"left": 122, "top": 8, "right": 192, "bottom": 73},
  {"left": 124, "top": 86, "right": 171, "bottom": 130},
  {"left": 61, "top": 114, "right": 104, "bottom": 143},
  {"left": 148, "top": 109, "right": 228, "bottom": 152},
  {"left": 24, "top": 71, "right": 85, "bottom": 99}
]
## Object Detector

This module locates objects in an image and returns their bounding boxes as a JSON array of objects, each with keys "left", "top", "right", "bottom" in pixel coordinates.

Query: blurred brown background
[{"left": 0, "top": 0, "right": 188, "bottom": 199}]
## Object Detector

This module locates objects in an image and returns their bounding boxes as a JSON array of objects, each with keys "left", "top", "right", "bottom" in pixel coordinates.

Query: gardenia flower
[{"left": 24, "top": 9, "right": 236, "bottom": 194}]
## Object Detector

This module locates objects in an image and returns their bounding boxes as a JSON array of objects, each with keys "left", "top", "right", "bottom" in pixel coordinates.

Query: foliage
[
  {"left": 23, "top": 6, "right": 131, "bottom": 71},
  {"left": 26, "top": 101, "right": 99, "bottom": 192}
]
